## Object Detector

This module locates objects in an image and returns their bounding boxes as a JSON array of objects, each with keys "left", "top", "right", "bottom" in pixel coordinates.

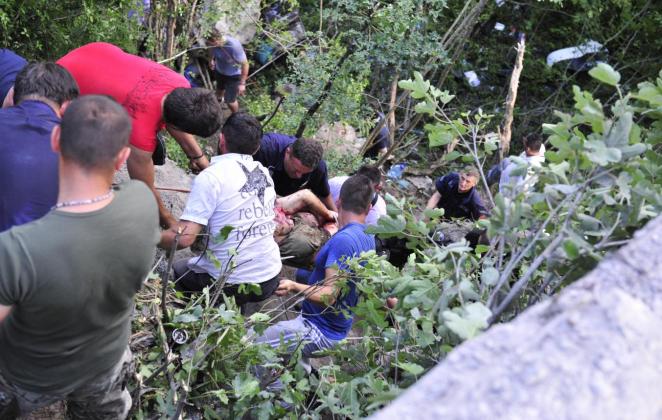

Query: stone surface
[
  {"left": 200, "top": 0, "right": 261, "bottom": 44},
  {"left": 314, "top": 122, "right": 362, "bottom": 155},
  {"left": 373, "top": 216, "right": 662, "bottom": 420}
]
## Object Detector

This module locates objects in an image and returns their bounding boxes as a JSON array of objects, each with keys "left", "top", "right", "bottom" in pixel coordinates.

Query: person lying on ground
[
  {"left": 0, "top": 62, "right": 79, "bottom": 232},
  {"left": 498, "top": 134, "right": 546, "bottom": 196},
  {"left": 160, "top": 112, "right": 282, "bottom": 308},
  {"left": 254, "top": 133, "right": 337, "bottom": 212},
  {"left": 425, "top": 165, "right": 489, "bottom": 221},
  {"left": 206, "top": 29, "right": 249, "bottom": 114},
  {"left": 253, "top": 174, "right": 376, "bottom": 392},
  {"left": 0, "top": 95, "right": 159, "bottom": 419},
  {"left": 58, "top": 42, "right": 222, "bottom": 228},
  {"left": 328, "top": 164, "right": 386, "bottom": 226},
  {"left": 0, "top": 49, "right": 27, "bottom": 108},
  {"left": 273, "top": 188, "right": 338, "bottom": 268}
]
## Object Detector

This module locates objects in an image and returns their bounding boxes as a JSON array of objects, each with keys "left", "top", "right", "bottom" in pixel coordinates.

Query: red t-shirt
[{"left": 58, "top": 42, "right": 190, "bottom": 152}]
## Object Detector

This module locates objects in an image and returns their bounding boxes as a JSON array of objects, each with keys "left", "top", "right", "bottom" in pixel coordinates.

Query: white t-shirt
[
  {"left": 181, "top": 153, "right": 282, "bottom": 284},
  {"left": 328, "top": 176, "right": 386, "bottom": 226}
]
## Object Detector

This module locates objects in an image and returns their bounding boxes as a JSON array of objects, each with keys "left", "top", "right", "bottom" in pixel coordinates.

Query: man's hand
[
  {"left": 209, "top": 58, "right": 215, "bottom": 71},
  {"left": 275, "top": 279, "right": 296, "bottom": 296},
  {"left": 238, "top": 83, "right": 246, "bottom": 96},
  {"left": 189, "top": 155, "right": 209, "bottom": 174}
]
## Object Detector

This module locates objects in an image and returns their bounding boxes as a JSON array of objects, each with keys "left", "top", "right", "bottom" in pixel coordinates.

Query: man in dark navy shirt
[
  {"left": 0, "top": 49, "right": 27, "bottom": 108},
  {"left": 363, "top": 113, "right": 390, "bottom": 159},
  {"left": 0, "top": 62, "right": 79, "bottom": 232},
  {"left": 254, "top": 132, "right": 337, "bottom": 211},
  {"left": 425, "top": 166, "right": 488, "bottom": 221}
]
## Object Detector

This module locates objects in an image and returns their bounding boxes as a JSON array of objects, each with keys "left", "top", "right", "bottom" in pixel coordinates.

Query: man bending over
[
  {"left": 58, "top": 42, "right": 222, "bottom": 228},
  {"left": 0, "top": 95, "right": 160, "bottom": 419},
  {"left": 160, "top": 112, "right": 282, "bottom": 308}
]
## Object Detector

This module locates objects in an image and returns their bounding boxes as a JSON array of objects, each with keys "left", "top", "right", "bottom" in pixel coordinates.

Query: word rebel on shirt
[{"left": 237, "top": 198, "right": 276, "bottom": 221}]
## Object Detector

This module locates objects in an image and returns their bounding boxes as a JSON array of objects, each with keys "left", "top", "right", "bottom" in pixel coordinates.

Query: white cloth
[
  {"left": 328, "top": 176, "right": 386, "bottom": 226},
  {"left": 499, "top": 144, "right": 546, "bottom": 196},
  {"left": 181, "top": 153, "right": 282, "bottom": 284}
]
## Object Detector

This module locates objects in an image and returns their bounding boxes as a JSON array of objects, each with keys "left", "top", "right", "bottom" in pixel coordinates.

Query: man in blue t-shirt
[
  {"left": 206, "top": 30, "right": 248, "bottom": 113},
  {"left": 426, "top": 166, "right": 488, "bottom": 221},
  {"left": 0, "top": 62, "right": 79, "bottom": 232},
  {"left": 254, "top": 132, "right": 337, "bottom": 212},
  {"left": 254, "top": 174, "right": 375, "bottom": 389},
  {"left": 0, "top": 49, "right": 27, "bottom": 108}
]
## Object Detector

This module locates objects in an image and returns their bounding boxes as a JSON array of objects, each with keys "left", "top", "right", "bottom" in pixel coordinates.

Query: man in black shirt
[{"left": 253, "top": 132, "right": 337, "bottom": 212}]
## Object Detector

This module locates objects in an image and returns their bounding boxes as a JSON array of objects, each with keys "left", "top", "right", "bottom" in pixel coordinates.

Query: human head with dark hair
[
  {"left": 283, "top": 137, "right": 323, "bottom": 179},
  {"left": 458, "top": 166, "right": 479, "bottom": 193},
  {"left": 523, "top": 133, "right": 543, "bottom": 156},
  {"left": 356, "top": 165, "right": 383, "bottom": 191},
  {"left": 220, "top": 112, "right": 263, "bottom": 155},
  {"left": 57, "top": 95, "right": 131, "bottom": 173},
  {"left": 163, "top": 87, "right": 222, "bottom": 137},
  {"left": 339, "top": 174, "right": 374, "bottom": 215},
  {"left": 13, "top": 62, "right": 79, "bottom": 107}
]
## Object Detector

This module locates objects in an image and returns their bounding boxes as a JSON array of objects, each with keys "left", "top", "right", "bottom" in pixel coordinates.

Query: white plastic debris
[
  {"left": 464, "top": 71, "right": 481, "bottom": 87},
  {"left": 495, "top": 0, "right": 505, "bottom": 6},
  {"left": 494, "top": 22, "right": 506, "bottom": 31},
  {"left": 546, "top": 40, "right": 604, "bottom": 67}
]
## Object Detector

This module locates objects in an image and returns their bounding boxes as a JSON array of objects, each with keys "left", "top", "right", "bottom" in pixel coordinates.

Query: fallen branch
[{"left": 500, "top": 36, "right": 526, "bottom": 158}]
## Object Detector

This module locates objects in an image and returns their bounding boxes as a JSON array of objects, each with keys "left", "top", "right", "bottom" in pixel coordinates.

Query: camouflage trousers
[{"left": 0, "top": 347, "right": 134, "bottom": 419}]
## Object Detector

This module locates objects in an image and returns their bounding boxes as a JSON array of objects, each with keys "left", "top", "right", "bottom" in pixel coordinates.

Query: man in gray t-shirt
[
  {"left": 0, "top": 95, "right": 159, "bottom": 419},
  {"left": 206, "top": 30, "right": 249, "bottom": 113}
]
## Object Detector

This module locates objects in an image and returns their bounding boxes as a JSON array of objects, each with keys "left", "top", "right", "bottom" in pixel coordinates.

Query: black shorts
[{"left": 213, "top": 72, "right": 241, "bottom": 104}]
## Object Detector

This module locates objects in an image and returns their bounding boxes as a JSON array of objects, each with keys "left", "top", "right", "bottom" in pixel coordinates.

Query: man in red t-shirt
[{"left": 58, "top": 42, "right": 222, "bottom": 228}]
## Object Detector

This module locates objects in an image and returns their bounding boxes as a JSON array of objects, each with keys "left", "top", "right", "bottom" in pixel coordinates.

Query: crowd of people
[{"left": 0, "top": 38, "right": 544, "bottom": 418}]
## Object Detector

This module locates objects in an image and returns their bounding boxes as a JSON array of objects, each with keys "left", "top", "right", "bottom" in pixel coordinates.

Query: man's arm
[
  {"left": 127, "top": 146, "right": 177, "bottom": 228},
  {"left": 321, "top": 193, "right": 338, "bottom": 213},
  {"left": 276, "top": 267, "right": 341, "bottom": 306},
  {"left": 165, "top": 126, "right": 210, "bottom": 173},
  {"left": 276, "top": 189, "right": 337, "bottom": 222},
  {"left": 0, "top": 304, "right": 11, "bottom": 323},
  {"left": 426, "top": 191, "right": 442, "bottom": 209},
  {"left": 238, "top": 61, "right": 249, "bottom": 96},
  {"left": 159, "top": 220, "right": 204, "bottom": 250}
]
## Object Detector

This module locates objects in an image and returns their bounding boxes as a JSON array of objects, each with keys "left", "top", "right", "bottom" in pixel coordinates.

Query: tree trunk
[{"left": 500, "top": 37, "right": 526, "bottom": 159}]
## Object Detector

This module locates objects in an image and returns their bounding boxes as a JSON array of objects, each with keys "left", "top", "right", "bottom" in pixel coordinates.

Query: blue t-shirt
[
  {"left": 253, "top": 132, "right": 331, "bottom": 199},
  {"left": 212, "top": 36, "right": 247, "bottom": 77},
  {"left": 302, "top": 222, "right": 375, "bottom": 340},
  {"left": 0, "top": 49, "right": 27, "bottom": 103},
  {"left": 0, "top": 101, "right": 60, "bottom": 232},
  {"left": 435, "top": 172, "right": 488, "bottom": 220}
]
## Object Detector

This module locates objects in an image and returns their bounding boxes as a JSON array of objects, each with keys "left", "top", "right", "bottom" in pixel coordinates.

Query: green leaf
[
  {"left": 603, "top": 112, "right": 632, "bottom": 148},
  {"left": 232, "top": 373, "right": 260, "bottom": 400},
  {"left": 588, "top": 63, "right": 621, "bottom": 87},
  {"left": 414, "top": 100, "right": 436, "bottom": 116},
  {"left": 366, "top": 215, "right": 407, "bottom": 237},
  {"left": 563, "top": 239, "right": 580, "bottom": 259},
  {"left": 425, "top": 123, "right": 454, "bottom": 148},
  {"left": 395, "top": 362, "right": 425, "bottom": 376},
  {"left": 584, "top": 140, "right": 622, "bottom": 166},
  {"left": 212, "top": 389, "right": 229, "bottom": 404},
  {"left": 442, "top": 302, "right": 491, "bottom": 340},
  {"left": 481, "top": 267, "right": 499, "bottom": 287},
  {"left": 215, "top": 225, "right": 235, "bottom": 243}
]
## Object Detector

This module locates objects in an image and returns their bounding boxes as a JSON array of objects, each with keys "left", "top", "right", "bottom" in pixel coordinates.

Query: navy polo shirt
[
  {"left": 364, "top": 115, "right": 390, "bottom": 158},
  {"left": 435, "top": 172, "right": 488, "bottom": 220},
  {"left": 253, "top": 132, "right": 330, "bottom": 198},
  {"left": 0, "top": 49, "right": 27, "bottom": 103},
  {"left": 0, "top": 100, "right": 60, "bottom": 232}
]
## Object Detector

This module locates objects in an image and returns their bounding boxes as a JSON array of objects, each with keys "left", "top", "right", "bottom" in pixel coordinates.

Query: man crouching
[{"left": 0, "top": 96, "right": 160, "bottom": 419}]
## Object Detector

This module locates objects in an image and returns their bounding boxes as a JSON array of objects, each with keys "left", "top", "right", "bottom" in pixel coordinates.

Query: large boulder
[
  {"left": 201, "top": 0, "right": 261, "bottom": 44},
  {"left": 373, "top": 216, "right": 662, "bottom": 420}
]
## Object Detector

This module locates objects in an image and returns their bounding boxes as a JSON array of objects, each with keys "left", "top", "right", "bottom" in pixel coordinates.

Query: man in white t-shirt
[
  {"left": 499, "top": 134, "right": 546, "bottom": 196},
  {"left": 328, "top": 165, "right": 386, "bottom": 226},
  {"left": 160, "top": 112, "right": 281, "bottom": 306}
]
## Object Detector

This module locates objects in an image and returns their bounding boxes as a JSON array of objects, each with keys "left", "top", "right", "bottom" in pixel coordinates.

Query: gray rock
[{"left": 373, "top": 216, "right": 662, "bottom": 420}]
